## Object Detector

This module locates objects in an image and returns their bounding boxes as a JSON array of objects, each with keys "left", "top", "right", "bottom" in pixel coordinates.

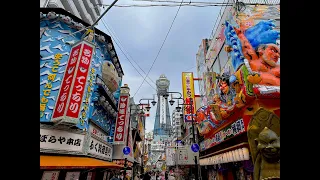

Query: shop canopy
[{"left": 40, "top": 155, "right": 123, "bottom": 169}]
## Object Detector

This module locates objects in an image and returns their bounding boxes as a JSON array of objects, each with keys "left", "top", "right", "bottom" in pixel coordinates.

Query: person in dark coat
[{"left": 143, "top": 172, "right": 151, "bottom": 180}]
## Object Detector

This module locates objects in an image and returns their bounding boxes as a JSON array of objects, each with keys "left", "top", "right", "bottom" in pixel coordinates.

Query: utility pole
[{"left": 190, "top": 98, "right": 199, "bottom": 180}]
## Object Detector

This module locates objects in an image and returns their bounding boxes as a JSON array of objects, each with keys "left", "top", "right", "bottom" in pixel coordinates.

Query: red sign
[
  {"left": 52, "top": 41, "right": 95, "bottom": 124},
  {"left": 52, "top": 43, "right": 82, "bottom": 119},
  {"left": 66, "top": 43, "right": 93, "bottom": 118},
  {"left": 113, "top": 95, "right": 129, "bottom": 144}
]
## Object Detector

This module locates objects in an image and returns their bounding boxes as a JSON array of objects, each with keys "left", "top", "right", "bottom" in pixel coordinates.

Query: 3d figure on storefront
[
  {"left": 195, "top": 106, "right": 217, "bottom": 137},
  {"left": 247, "top": 108, "right": 280, "bottom": 180},
  {"left": 224, "top": 20, "right": 280, "bottom": 86},
  {"left": 254, "top": 127, "right": 280, "bottom": 180},
  {"left": 84, "top": 29, "right": 95, "bottom": 42},
  {"left": 210, "top": 72, "right": 238, "bottom": 120},
  {"left": 234, "top": 21, "right": 280, "bottom": 86}
]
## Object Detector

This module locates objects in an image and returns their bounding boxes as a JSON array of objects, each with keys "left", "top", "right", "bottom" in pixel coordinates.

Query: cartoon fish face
[
  {"left": 97, "top": 35, "right": 106, "bottom": 43},
  {"left": 61, "top": 15, "right": 72, "bottom": 25},
  {"left": 47, "top": 12, "right": 58, "bottom": 20}
]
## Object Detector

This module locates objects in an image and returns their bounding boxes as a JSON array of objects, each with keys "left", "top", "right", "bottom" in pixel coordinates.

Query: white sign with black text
[
  {"left": 41, "top": 171, "right": 60, "bottom": 180},
  {"left": 89, "top": 123, "right": 108, "bottom": 142},
  {"left": 40, "top": 128, "right": 85, "bottom": 153},
  {"left": 88, "top": 137, "right": 113, "bottom": 161},
  {"left": 177, "top": 145, "right": 199, "bottom": 165},
  {"left": 65, "top": 172, "right": 80, "bottom": 180}
]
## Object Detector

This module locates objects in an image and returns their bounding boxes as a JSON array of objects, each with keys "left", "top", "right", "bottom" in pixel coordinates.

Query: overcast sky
[{"left": 97, "top": 0, "right": 223, "bottom": 133}]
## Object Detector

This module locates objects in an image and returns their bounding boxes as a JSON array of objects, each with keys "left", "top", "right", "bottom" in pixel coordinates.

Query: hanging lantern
[
  {"left": 223, "top": 153, "right": 227, "bottom": 163},
  {"left": 238, "top": 148, "right": 244, "bottom": 161},
  {"left": 229, "top": 151, "right": 234, "bottom": 162},
  {"left": 236, "top": 149, "right": 242, "bottom": 161},
  {"left": 242, "top": 147, "right": 250, "bottom": 160},
  {"left": 226, "top": 152, "right": 230, "bottom": 162},
  {"left": 233, "top": 150, "right": 238, "bottom": 161}
]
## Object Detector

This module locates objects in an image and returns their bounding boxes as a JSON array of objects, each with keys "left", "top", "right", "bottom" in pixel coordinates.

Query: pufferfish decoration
[{"left": 47, "top": 11, "right": 58, "bottom": 20}]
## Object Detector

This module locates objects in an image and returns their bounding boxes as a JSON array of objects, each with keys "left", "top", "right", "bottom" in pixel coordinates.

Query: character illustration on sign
[
  {"left": 195, "top": 106, "right": 217, "bottom": 138},
  {"left": 247, "top": 108, "right": 280, "bottom": 180}
]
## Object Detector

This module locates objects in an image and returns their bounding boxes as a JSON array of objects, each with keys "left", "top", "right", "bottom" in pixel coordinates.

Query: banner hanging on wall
[
  {"left": 182, "top": 72, "right": 196, "bottom": 122},
  {"left": 51, "top": 40, "right": 95, "bottom": 125},
  {"left": 113, "top": 95, "right": 130, "bottom": 144}
]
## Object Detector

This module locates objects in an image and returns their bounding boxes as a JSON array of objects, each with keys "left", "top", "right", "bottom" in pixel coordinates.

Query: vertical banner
[
  {"left": 113, "top": 95, "right": 129, "bottom": 144},
  {"left": 182, "top": 72, "right": 195, "bottom": 122},
  {"left": 52, "top": 40, "right": 95, "bottom": 125}
]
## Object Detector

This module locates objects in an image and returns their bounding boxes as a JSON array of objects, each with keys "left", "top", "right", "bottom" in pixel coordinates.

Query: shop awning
[{"left": 40, "top": 155, "right": 123, "bottom": 169}]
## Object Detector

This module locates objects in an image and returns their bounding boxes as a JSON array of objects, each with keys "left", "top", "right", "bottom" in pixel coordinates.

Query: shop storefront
[
  {"left": 40, "top": 123, "right": 123, "bottom": 180},
  {"left": 194, "top": 2, "right": 280, "bottom": 180},
  {"left": 40, "top": 155, "right": 122, "bottom": 180}
]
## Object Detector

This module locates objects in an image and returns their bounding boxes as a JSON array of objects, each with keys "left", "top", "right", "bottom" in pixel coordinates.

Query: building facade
[
  {"left": 40, "top": 8, "right": 128, "bottom": 180},
  {"left": 40, "top": 0, "right": 103, "bottom": 25},
  {"left": 196, "top": 39, "right": 211, "bottom": 107},
  {"left": 194, "top": 1, "right": 280, "bottom": 179}
]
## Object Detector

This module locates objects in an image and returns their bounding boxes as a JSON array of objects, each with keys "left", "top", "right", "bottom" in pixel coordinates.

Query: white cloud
[{"left": 98, "top": 0, "right": 222, "bottom": 133}]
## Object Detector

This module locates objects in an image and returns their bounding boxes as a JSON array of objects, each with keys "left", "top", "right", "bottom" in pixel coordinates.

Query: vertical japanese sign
[
  {"left": 182, "top": 72, "right": 195, "bottom": 122},
  {"left": 113, "top": 95, "right": 129, "bottom": 144},
  {"left": 52, "top": 41, "right": 95, "bottom": 125}
]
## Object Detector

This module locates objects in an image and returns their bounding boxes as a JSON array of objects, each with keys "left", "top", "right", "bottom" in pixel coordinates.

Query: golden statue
[{"left": 247, "top": 108, "right": 280, "bottom": 180}]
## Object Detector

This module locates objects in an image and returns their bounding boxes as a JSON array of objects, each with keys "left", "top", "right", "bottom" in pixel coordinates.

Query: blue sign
[
  {"left": 191, "top": 143, "right": 200, "bottom": 152},
  {"left": 123, "top": 146, "right": 131, "bottom": 155}
]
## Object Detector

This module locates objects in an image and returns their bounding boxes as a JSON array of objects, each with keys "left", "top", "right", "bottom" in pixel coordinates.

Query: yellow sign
[{"left": 182, "top": 72, "right": 195, "bottom": 122}]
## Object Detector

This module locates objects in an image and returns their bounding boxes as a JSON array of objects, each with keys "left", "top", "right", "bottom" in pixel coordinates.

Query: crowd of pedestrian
[
  {"left": 133, "top": 171, "right": 176, "bottom": 180},
  {"left": 110, "top": 170, "right": 177, "bottom": 180}
]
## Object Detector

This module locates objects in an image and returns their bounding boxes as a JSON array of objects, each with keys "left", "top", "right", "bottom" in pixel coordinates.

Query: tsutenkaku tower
[{"left": 153, "top": 74, "right": 171, "bottom": 136}]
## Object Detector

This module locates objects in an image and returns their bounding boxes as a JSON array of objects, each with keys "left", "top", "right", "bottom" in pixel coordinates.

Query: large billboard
[{"left": 182, "top": 72, "right": 195, "bottom": 122}]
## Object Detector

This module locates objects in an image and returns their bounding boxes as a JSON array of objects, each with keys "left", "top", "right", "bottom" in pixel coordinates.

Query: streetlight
[
  {"left": 139, "top": 96, "right": 157, "bottom": 112},
  {"left": 138, "top": 97, "right": 156, "bottom": 175},
  {"left": 163, "top": 92, "right": 200, "bottom": 180}
]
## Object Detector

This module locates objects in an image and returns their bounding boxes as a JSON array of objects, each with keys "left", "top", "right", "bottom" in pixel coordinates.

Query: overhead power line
[
  {"left": 98, "top": 4, "right": 232, "bottom": 7},
  {"left": 100, "top": 19, "right": 158, "bottom": 91},
  {"left": 100, "top": 16, "right": 158, "bottom": 86},
  {"left": 132, "top": 0, "right": 185, "bottom": 97}
]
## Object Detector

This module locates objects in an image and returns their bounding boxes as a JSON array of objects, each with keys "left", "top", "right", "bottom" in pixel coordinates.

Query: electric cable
[
  {"left": 209, "top": 0, "right": 228, "bottom": 39},
  {"left": 132, "top": 0, "right": 185, "bottom": 98},
  {"left": 98, "top": 4, "right": 232, "bottom": 7},
  {"left": 100, "top": 19, "right": 158, "bottom": 91},
  {"left": 100, "top": 16, "right": 158, "bottom": 86}
]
